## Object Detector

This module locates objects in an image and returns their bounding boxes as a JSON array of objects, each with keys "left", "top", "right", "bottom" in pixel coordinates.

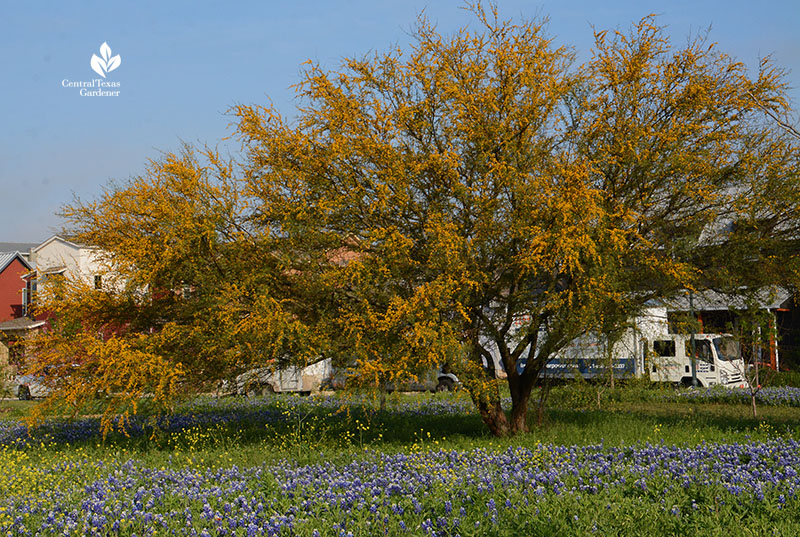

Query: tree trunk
[
  {"left": 608, "top": 342, "right": 616, "bottom": 391},
  {"left": 464, "top": 365, "right": 511, "bottom": 436},
  {"left": 751, "top": 394, "right": 758, "bottom": 419},
  {"left": 474, "top": 395, "right": 510, "bottom": 436},
  {"left": 510, "top": 394, "right": 529, "bottom": 433},
  {"left": 509, "top": 377, "right": 534, "bottom": 434}
]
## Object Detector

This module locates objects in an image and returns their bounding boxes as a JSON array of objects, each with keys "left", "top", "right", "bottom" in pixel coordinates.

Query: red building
[{"left": 0, "top": 252, "right": 32, "bottom": 322}]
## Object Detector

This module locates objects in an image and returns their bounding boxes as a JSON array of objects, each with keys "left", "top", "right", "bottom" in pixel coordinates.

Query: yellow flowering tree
[
  {"left": 231, "top": 10, "right": 797, "bottom": 435},
  {"left": 28, "top": 147, "right": 322, "bottom": 433},
  {"left": 38, "top": 6, "right": 798, "bottom": 436}
]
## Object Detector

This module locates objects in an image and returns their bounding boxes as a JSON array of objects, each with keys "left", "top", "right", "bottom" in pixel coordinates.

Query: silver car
[{"left": 13, "top": 375, "right": 50, "bottom": 400}]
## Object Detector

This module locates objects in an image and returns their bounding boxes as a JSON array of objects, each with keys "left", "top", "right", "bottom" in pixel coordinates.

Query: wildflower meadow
[{"left": 1, "top": 386, "right": 800, "bottom": 536}]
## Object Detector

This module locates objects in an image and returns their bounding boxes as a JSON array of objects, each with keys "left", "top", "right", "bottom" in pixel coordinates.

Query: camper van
[{"left": 513, "top": 331, "right": 747, "bottom": 388}]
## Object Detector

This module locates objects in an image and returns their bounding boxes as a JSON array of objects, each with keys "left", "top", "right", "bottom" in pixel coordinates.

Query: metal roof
[
  {"left": 0, "top": 251, "right": 32, "bottom": 273},
  {"left": 663, "top": 287, "right": 793, "bottom": 312},
  {"left": 0, "top": 242, "right": 37, "bottom": 254}
]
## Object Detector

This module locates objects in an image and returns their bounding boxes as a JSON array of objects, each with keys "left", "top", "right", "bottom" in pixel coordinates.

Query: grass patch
[{"left": 1, "top": 386, "right": 799, "bottom": 535}]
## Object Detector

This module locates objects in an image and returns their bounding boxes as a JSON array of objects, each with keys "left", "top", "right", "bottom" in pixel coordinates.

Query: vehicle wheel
[
  {"left": 17, "top": 385, "right": 31, "bottom": 401},
  {"left": 245, "top": 382, "right": 262, "bottom": 398},
  {"left": 247, "top": 382, "right": 276, "bottom": 397},
  {"left": 436, "top": 377, "right": 455, "bottom": 392}
]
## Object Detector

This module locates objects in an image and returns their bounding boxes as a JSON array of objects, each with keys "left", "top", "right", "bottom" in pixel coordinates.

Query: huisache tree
[
  {"left": 231, "top": 9, "right": 798, "bottom": 434},
  {"left": 38, "top": 6, "right": 798, "bottom": 436}
]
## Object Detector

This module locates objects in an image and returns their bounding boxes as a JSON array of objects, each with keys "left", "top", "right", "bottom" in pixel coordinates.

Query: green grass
[
  {"left": 0, "top": 400, "right": 39, "bottom": 420},
  {"left": 2, "top": 387, "right": 799, "bottom": 466},
  {"left": 1, "top": 386, "right": 799, "bottom": 536}
]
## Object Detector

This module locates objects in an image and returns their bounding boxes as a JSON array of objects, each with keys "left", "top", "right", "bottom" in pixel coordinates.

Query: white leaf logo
[
  {"left": 100, "top": 42, "right": 112, "bottom": 62},
  {"left": 90, "top": 42, "right": 121, "bottom": 78}
]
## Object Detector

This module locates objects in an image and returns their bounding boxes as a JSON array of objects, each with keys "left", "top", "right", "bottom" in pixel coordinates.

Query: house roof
[
  {"left": 40, "top": 266, "right": 67, "bottom": 275},
  {"left": 32, "top": 235, "right": 86, "bottom": 253},
  {"left": 0, "top": 317, "right": 45, "bottom": 331},
  {"left": 0, "top": 242, "right": 38, "bottom": 255},
  {"left": 0, "top": 251, "right": 32, "bottom": 273},
  {"left": 664, "top": 287, "right": 793, "bottom": 312}
]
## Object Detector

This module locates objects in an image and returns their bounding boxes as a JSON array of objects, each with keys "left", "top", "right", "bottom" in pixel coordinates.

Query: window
[
  {"left": 22, "top": 278, "right": 36, "bottom": 317},
  {"left": 713, "top": 336, "right": 739, "bottom": 362},
  {"left": 686, "top": 340, "right": 713, "bottom": 363},
  {"left": 653, "top": 340, "right": 675, "bottom": 357}
]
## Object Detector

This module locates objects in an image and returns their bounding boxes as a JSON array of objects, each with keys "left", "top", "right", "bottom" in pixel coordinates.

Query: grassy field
[{"left": 1, "top": 385, "right": 799, "bottom": 536}]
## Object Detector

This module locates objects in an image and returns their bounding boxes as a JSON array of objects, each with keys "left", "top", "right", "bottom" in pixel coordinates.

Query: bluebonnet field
[
  {"left": 1, "top": 388, "right": 799, "bottom": 536},
  {"left": 671, "top": 385, "right": 800, "bottom": 407}
]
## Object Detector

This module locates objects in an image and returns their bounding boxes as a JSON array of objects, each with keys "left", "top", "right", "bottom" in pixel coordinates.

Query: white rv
[{"left": 497, "top": 307, "right": 748, "bottom": 388}]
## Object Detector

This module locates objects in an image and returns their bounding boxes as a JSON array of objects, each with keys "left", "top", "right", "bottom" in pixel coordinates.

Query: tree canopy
[{"left": 29, "top": 6, "right": 799, "bottom": 436}]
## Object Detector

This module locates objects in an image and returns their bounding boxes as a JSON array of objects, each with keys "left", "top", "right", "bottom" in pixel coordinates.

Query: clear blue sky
[{"left": 1, "top": 1, "right": 798, "bottom": 243}]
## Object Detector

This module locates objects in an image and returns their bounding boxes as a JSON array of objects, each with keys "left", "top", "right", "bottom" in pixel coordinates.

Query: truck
[
  {"left": 644, "top": 333, "right": 746, "bottom": 387},
  {"left": 496, "top": 307, "right": 748, "bottom": 388},
  {"left": 535, "top": 332, "right": 746, "bottom": 388}
]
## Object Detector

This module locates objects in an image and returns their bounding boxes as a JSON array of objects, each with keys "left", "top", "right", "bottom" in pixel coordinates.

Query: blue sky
[{"left": 1, "top": 1, "right": 798, "bottom": 243}]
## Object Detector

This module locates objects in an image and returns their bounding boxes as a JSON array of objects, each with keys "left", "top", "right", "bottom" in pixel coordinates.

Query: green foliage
[{"left": 768, "top": 371, "right": 800, "bottom": 388}]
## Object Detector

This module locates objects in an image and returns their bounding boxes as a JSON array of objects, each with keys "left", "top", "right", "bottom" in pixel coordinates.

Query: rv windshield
[{"left": 713, "top": 337, "right": 740, "bottom": 362}]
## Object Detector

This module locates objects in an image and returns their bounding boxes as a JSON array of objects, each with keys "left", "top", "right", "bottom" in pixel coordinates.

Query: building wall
[
  {"left": 31, "top": 237, "right": 109, "bottom": 288},
  {"left": 31, "top": 238, "right": 82, "bottom": 281},
  {"left": 0, "top": 338, "right": 9, "bottom": 371},
  {"left": 0, "top": 257, "right": 29, "bottom": 322},
  {"left": 0, "top": 338, "right": 12, "bottom": 397},
  {"left": 0, "top": 338, "right": 19, "bottom": 378},
  {"left": 79, "top": 247, "right": 108, "bottom": 288}
]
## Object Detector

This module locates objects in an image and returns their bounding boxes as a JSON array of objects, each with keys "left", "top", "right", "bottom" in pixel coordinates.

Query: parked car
[
  {"left": 384, "top": 367, "right": 461, "bottom": 393},
  {"left": 219, "top": 358, "right": 334, "bottom": 396},
  {"left": 434, "top": 371, "right": 460, "bottom": 392},
  {"left": 13, "top": 375, "right": 50, "bottom": 400}
]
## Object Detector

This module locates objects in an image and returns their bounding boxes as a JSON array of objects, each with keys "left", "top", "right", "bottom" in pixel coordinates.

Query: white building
[{"left": 28, "top": 235, "right": 110, "bottom": 290}]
